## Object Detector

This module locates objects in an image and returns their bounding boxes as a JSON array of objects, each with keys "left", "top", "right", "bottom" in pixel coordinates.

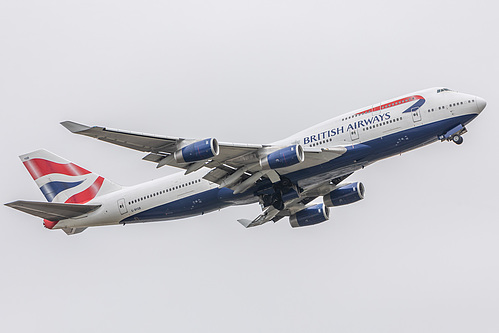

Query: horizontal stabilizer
[
  {"left": 5, "top": 200, "right": 101, "bottom": 221},
  {"left": 62, "top": 227, "right": 88, "bottom": 235}
]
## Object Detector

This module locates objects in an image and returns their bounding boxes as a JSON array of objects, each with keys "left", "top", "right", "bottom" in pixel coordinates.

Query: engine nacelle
[
  {"left": 174, "top": 138, "right": 219, "bottom": 163},
  {"left": 289, "top": 203, "right": 329, "bottom": 228},
  {"left": 260, "top": 145, "right": 304, "bottom": 170},
  {"left": 323, "top": 182, "right": 365, "bottom": 207}
]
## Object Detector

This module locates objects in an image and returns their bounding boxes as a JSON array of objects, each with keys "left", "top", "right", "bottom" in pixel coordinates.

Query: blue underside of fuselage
[{"left": 121, "top": 114, "right": 477, "bottom": 224}]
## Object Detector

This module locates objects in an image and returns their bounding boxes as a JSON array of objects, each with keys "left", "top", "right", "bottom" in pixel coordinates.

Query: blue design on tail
[{"left": 40, "top": 180, "right": 84, "bottom": 202}]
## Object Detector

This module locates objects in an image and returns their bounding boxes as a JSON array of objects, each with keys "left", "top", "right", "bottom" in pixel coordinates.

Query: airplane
[{"left": 5, "top": 87, "right": 486, "bottom": 235}]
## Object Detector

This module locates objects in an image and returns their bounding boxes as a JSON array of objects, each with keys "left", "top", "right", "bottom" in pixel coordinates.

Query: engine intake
[
  {"left": 289, "top": 203, "right": 329, "bottom": 228},
  {"left": 174, "top": 138, "right": 219, "bottom": 163},
  {"left": 323, "top": 182, "right": 365, "bottom": 207},
  {"left": 260, "top": 145, "right": 304, "bottom": 170}
]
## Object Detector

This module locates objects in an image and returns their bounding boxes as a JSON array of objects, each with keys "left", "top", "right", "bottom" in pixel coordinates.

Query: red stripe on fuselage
[
  {"left": 355, "top": 95, "right": 424, "bottom": 115},
  {"left": 65, "top": 176, "right": 104, "bottom": 204},
  {"left": 23, "top": 159, "right": 91, "bottom": 180}
]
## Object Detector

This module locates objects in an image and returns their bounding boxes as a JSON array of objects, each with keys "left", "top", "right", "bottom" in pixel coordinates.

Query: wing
[
  {"left": 61, "top": 121, "right": 264, "bottom": 170},
  {"left": 61, "top": 121, "right": 347, "bottom": 192}
]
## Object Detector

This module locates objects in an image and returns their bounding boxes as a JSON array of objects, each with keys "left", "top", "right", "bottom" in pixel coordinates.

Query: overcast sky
[{"left": 1, "top": 1, "right": 498, "bottom": 332}]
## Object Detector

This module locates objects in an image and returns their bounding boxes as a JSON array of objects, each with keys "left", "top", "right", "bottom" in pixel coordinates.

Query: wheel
[
  {"left": 280, "top": 177, "right": 292, "bottom": 188},
  {"left": 452, "top": 135, "right": 463, "bottom": 145},
  {"left": 262, "top": 194, "right": 273, "bottom": 207},
  {"left": 272, "top": 200, "right": 284, "bottom": 210},
  {"left": 271, "top": 193, "right": 284, "bottom": 210}
]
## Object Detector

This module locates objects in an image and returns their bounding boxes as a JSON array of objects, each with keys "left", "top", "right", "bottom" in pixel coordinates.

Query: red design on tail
[
  {"left": 24, "top": 159, "right": 90, "bottom": 180},
  {"left": 65, "top": 177, "right": 105, "bottom": 204}
]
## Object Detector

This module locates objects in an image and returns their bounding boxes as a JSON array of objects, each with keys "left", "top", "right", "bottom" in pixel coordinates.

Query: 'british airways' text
[{"left": 303, "top": 112, "right": 391, "bottom": 144}]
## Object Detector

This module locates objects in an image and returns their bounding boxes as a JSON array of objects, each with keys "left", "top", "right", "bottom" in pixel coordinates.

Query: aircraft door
[
  {"left": 411, "top": 106, "right": 422, "bottom": 123},
  {"left": 350, "top": 128, "right": 359, "bottom": 141},
  {"left": 118, "top": 198, "right": 128, "bottom": 215}
]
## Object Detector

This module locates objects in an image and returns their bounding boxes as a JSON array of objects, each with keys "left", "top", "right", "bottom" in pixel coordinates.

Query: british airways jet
[{"left": 6, "top": 87, "right": 486, "bottom": 235}]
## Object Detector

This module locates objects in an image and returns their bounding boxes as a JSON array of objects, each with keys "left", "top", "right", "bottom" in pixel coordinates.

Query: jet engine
[
  {"left": 174, "top": 138, "right": 219, "bottom": 163},
  {"left": 323, "top": 182, "right": 365, "bottom": 207},
  {"left": 289, "top": 203, "right": 329, "bottom": 228},
  {"left": 260, "top": 145, "right": 304, "bottom": 169}
]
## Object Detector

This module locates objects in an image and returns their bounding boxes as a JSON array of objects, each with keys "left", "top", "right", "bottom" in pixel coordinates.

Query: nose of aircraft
[{"left": 476, "top": 96, "right": 487, "bottom": 113}]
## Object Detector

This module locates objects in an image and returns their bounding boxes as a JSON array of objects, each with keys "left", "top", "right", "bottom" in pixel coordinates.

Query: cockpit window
[{"left": 437, "top": 88, "right": 452, "bottom": 93}]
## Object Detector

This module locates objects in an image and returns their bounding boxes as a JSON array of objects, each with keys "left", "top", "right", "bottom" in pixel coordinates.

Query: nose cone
[{"left": 476, "top": 96, "right": 487, "bottom": 113}]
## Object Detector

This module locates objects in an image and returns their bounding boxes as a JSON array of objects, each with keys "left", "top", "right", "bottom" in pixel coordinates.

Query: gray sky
[{"left": 1, "top": 1, "right": 498, "bottom": 332}]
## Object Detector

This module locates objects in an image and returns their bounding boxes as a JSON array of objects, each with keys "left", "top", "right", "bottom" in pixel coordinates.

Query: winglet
[{"left": 60, "top": 121, "right": 92, "bottom": 133}]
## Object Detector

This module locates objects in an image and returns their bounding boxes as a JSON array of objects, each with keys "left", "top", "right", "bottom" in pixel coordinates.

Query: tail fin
[{"left": 20, "top": 149, "right": 121, "bottom": 203}]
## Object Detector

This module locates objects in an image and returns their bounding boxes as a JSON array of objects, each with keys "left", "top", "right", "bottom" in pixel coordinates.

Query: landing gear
[
  {"left": 452, "top": 134, "right": 463, "bottom": 145},
  {"left": 272, "top": 197, "right": 285, "bottom": 210},
  {"left": 261, "top": 193, "right": 285, "bottom": 210},
  {"left": 260, "top": 176, "right": 295, "bottom": 211},
  {"left": 439, "top": 125, "right": 467, "bottom": 145},
  {"left": 262, "top": 194, "right": 273, "bottom": 207},
  {"left": 280, "top": 177, "right": 292, "bottom": 188}
]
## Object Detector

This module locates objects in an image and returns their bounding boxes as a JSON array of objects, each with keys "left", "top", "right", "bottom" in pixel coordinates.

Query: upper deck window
[{"left": 437, "top": 88, "right": 452, "bottom": 93}]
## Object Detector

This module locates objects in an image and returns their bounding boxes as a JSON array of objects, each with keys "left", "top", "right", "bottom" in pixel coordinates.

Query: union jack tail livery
[{"left": 20, "top": 149, "right": 121, "bottom": 204}]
